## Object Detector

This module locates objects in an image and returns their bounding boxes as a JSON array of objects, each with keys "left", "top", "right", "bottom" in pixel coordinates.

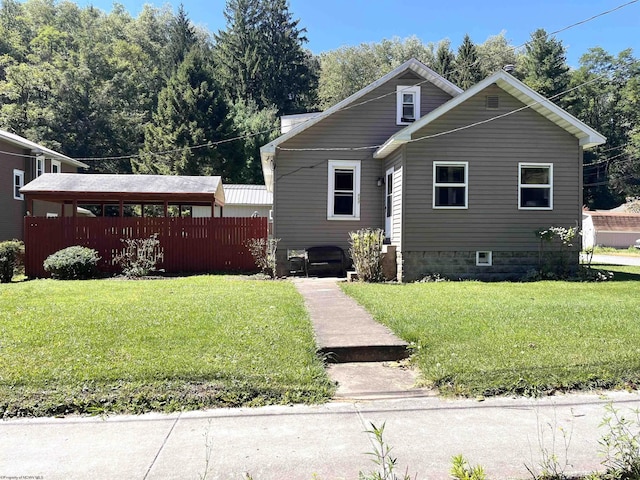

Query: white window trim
[
  {"left": 35, "top": 155, "right": 45, "bottom": 177},
  {"left": 396, "top": 85, "right": 420, "bottom": 125},
  {"left": 51, "top": 159, "right": 61, "bottom": 173},
  {"left": 327, "top": 159, "right": 361, "bottom": 221},
  {"left": 476, "top": 251, "right": 493, "bottom": 266},
  {"left": 13, "top": 169, "right": 24, "bottom": 200},
  {"left": 518, "top": 162, "right": 553, "bottom": 210},
  {"left": 433, "top": 161, "right": 468, "bottom": 209}
]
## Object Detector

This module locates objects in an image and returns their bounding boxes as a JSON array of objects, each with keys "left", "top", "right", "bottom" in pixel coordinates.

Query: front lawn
[
  {"left": 341, "top": 266, "right": 640, "bottom": 397},
  {"left": 0, "top": 276, "right": 333, "bottom": 417}
]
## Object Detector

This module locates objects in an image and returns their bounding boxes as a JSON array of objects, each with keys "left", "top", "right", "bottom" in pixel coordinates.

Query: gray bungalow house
[{"left": 260, "top": 59, "right": 606, "bottom": 281}]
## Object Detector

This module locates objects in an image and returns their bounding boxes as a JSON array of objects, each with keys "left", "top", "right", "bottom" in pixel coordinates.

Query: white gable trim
[
  {"left": 260, "top": 58, "right": 463, "bottom": 191},
  {"left": 374, "top": 70, "right": 606, "bottom": 159}
]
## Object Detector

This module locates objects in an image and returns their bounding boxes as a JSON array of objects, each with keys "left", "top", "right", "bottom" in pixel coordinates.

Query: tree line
[{"left": 0, "top": 0, "right": 638, "bottom": 208}]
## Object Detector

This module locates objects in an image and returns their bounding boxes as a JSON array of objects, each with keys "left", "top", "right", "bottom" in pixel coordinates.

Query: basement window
[{"left": 476, "top": 251, "right": 492, "bottom": 266}]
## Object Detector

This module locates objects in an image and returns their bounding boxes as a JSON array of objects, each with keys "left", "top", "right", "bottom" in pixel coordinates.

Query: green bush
[
  {"left": 0, "top": 240, "right": 24, "bottom": 283},
  {"left": 43, "top": 246, "right": 101, "bottom": 280},
  {"left": 349, "top": 228, "right": 385, "bottom": 282}
]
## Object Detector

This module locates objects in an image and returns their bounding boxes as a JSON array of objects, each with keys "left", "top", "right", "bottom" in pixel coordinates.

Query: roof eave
[{"left": 261, "top": 148, "right": 275, "bottom": 193}]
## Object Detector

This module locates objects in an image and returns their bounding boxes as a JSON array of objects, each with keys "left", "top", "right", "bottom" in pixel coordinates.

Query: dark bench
[{"left": 306, "top": 246, "right": 346, "bottom": 277}]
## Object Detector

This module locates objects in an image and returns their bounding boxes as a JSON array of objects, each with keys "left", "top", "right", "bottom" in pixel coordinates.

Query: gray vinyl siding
[
  {"left": 402, "top": 84, "right": 582, "bottom": 252},
  {"left": 274, "top": 72, "right": 453, "bottom": 254},
  {"left": 384, "top": 149, "right": 403, "bottom": 248},
  {"left": 0, "top": 142, "right": 29, "bottom": 241}
]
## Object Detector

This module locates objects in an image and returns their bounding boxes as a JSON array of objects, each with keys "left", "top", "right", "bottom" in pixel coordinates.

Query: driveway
[{"left": 582, "top": 253, "right": 640, "bottom": 266}]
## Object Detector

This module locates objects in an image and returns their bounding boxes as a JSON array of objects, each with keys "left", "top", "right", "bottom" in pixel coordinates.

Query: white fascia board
[
  {"left": 374, "top": 70, "right": 607, "bottom": 159},
  {"left": 0, "top": 129, "right": 88, "bottom": 168},
  {"left": 261, "top": 58, "right": 463, "bottom": 156},
  {"left": 261, "top": 150, "right": 275, "bottom": 193}
]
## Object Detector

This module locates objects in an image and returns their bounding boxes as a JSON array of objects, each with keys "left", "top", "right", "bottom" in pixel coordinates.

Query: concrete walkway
[
  {"left": 4, "top": 392, "right": 640, "bottom": 479},
  {"left": 4, "top": 277, "right": 640, "bottom": 479}
]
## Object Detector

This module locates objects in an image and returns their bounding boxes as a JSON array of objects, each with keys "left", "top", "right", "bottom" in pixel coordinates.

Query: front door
[{"left": 385, "top": 167, "right": 393, "bottom": 240}]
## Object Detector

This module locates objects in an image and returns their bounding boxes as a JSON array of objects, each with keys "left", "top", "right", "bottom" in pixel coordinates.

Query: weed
[
  {"left": 599, "top": 403, "right": 640, "bottom": 479},
  {"left": 525, "top": 409, "right": 573, "bottom": 479},
  {"left": 359, "top": 422, "right": 414, "bottom": 480},
  {"left": 450, "top": 454, "right": 486, "bottom": 480}
]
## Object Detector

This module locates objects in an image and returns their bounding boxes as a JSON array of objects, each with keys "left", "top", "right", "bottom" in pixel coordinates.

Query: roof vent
[
  {"left": 486, "top": 95, "right": 499, "bottom": 110},
  {"left": 503, "top": 64, "right": 515, "bottom": 73}
]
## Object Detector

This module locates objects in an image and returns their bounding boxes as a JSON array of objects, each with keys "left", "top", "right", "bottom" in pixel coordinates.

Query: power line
[{"left": 69, "top": 0, "right": 639, "bottom": 164}]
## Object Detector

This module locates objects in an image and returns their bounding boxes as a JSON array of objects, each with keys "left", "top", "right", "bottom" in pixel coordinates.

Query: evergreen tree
[
  {"left": 433, "top": 39, "right": 455, "bottom": 82},
  {"left": 214, "top": 0, "right": 316, "bottom": 114},
  {"left": 165, "top": 4, "right": 197, "bottom": 77},
  {"left": 518, "top": 29, "right": 570, "bottom": 105},
  {"left": 134, "top": 49, "right": 238, "bottom": 180},
  {"left": 453, "top": 34, "right": 482, "bottom": 90}
]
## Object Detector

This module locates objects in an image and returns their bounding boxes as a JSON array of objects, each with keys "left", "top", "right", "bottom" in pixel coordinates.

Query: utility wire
[{"left": 69, "top": 0, "right": 638, "bottom": 164}]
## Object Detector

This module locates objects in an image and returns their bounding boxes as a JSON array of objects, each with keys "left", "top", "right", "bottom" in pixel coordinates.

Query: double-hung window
[
  {"left": 519, "top": 163, "right": 553, "bottom": 210},
  {"left": 327, "top": 160, "right": 360, "bottom": 220},
  {"left": 433, "top": 161, "right": 468, "bottom": 209},
  {"left": 396, "top": 86, "right": 420, "bottom": 125},
  {"left": 35, "top": 155, "right": 45, "bottom": 177},
  {"left": 13, "top": 169, "right": 24, "bottom": 200}
]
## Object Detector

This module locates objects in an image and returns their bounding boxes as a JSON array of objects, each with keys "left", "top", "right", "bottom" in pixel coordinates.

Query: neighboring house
[
  {"left": 582, "top": 211, "right": 640, "bottom": 249},
  {"left": 260, "top": 58, "right": 606, "bottom": 281},
  {"left": 222, "top": 184, "right": 272, "bottom": 219},
  {"left": 0, "top": 129, "right": 88, "bottom": 241}
]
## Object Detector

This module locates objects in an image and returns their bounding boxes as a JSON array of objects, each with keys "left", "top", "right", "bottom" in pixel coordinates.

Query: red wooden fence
[{"left": 24, "top": 216, "right": 268, "bottom": 278}]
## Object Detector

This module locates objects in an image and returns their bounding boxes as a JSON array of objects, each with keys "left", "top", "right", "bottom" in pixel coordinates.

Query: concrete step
[{"left": 319, "top": 343, "right": 410, "bottom": 363}]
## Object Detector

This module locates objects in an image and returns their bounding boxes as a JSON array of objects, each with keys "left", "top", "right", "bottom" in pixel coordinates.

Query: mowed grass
[
  {"left": 342, "top": 266, "right": 640, "bottom": 397},
  {"left": 0, "top": 276, "right": 333, "bottom": 417}
]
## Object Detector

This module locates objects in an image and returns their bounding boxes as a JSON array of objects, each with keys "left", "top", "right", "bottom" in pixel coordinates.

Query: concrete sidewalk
[
  {"left": 3, "top": 392, "right": 640, "bottom": 479},
  {"left": 4, "top": 277, "right": 640, "bottom": 479}
]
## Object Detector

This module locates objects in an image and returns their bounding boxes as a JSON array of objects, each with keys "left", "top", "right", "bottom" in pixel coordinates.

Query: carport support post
[
  {"left": 72, "top": 200, "right": 77, "bottom": 217},
  {"left": 119, "top": 200, "right": 124, "bottom": 217},
  {"left": 164, "top": 201, "right": 169, "bottom": 217}
]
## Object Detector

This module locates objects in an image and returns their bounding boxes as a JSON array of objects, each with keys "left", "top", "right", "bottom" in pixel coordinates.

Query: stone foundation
[{"left": 400, "top": 250, "right": 579, "bottom": 282}]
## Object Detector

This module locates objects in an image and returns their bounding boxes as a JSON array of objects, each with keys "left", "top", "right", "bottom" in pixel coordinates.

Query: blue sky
[{"left": 75, "top": 0, "right": 639, "bottom": 67}]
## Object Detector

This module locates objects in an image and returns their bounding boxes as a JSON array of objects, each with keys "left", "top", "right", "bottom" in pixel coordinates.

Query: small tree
[
  {"left": 349, "top": 228, "right": 385, "bottom": 282},
  {"left": 113, "top": 234, "right": 164, "bottom": 277},
  {"left": 535, "top": 226, "right": 579, "bottom": 278},
  {"left": 245, "top": 237, "right": 279, "bottom": 278}
]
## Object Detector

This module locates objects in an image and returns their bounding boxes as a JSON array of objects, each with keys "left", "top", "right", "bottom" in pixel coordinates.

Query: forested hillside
[{"left": 0, "top": 0, "right": 638, "bottom": 208}]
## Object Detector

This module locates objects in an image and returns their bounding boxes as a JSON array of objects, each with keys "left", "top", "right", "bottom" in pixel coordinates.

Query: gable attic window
[
  {"left": 327, "top": 160, "right": 360, "bottom": 220},
  {"left": 433, "top": 161, "right": 468, "bottom": 209},
  {"left": 396, "top": 86, "right": 420, "bottom": 125},
  {"left": 13, "top": 169, "right": 24, "bottom": 200},
  {"left": 486, "top": 95, "right": 499, "bottom": 109},
  {"left": 519, "top": 163, "right": 553, "bottom": 210}
]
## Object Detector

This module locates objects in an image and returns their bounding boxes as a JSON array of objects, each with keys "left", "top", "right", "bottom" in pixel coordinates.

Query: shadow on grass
[{"left": 590, "top": 265, "right": 640, "bottom": 282}]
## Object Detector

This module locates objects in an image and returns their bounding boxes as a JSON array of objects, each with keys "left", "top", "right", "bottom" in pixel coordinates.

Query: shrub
[
  {"left": 113, "top": 234, "right": 164, "bottom": 277},
  {"left": 349, "top": 228, "right": 385, "bottom": 282},
  {"left": 43, "top": 246, "right": 100, "bottom": 280},
  {"left": 245, "top": 237, "right": 279, "bottom": 278},
  {"left": 0, "top": 240, "right": 24, "bottom": 283}
]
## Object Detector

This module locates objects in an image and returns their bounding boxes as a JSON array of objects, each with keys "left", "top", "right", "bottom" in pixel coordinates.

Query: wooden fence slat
[{"left": 23, "top": 216, "right": 268, "bottom": 278}]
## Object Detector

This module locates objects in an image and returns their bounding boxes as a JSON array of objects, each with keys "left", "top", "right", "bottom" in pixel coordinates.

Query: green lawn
[
  {"left": 341, "top": 266, "right": 640, "bottom": 397},
  {"left": 589, "top": 246, "right": 640, "bottom": 256},
  {"left": 0, "top": 276, "right": 333, "bottom": 417}
]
